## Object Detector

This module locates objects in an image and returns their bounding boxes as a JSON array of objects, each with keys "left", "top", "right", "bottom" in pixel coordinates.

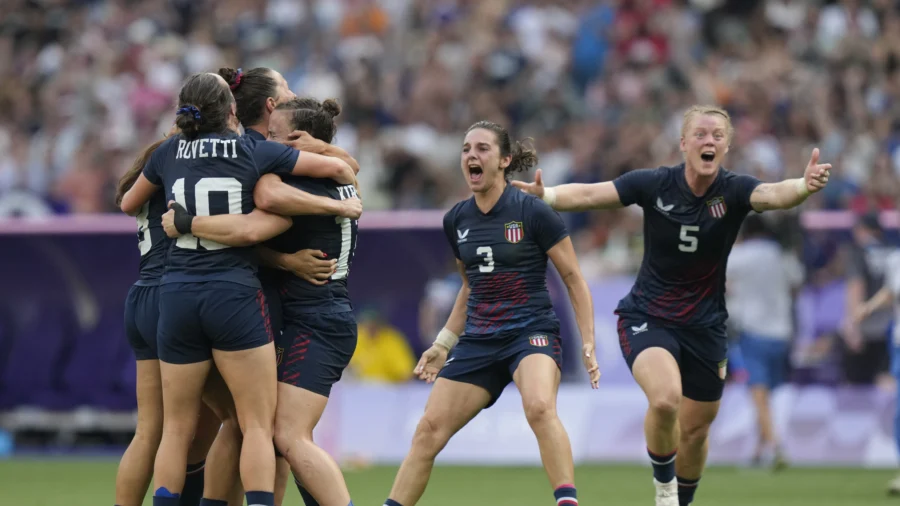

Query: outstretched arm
[
  {"left": 750, "top": 148, "right": 831, "bottom": 211},
  {"left": 163, "top": 203, "right": 291, "bottom": 247},
  {"left": 511, "top": 169, "right": 624, "bottom": 211},
  {"left": 547, "top": 236, "right": 600, "bottom": 389}
]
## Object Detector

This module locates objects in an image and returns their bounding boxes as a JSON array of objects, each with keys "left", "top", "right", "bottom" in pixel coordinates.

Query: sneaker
[
  {"left": 654, "top": 478, "right": 679, "bottom": 506},
  {"left": 886, "top": 474, "right": 900, "bottom": 496}
]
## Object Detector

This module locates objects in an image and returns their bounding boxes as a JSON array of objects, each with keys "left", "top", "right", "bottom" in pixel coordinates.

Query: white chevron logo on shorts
[{"left": 631, "top": 322, "right": 648, "bottom": 334}]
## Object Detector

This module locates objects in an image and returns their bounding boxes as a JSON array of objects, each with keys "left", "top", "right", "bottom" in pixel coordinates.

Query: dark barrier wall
[{"left": 0, "top": 228, "right": 579, "bottom": 411}]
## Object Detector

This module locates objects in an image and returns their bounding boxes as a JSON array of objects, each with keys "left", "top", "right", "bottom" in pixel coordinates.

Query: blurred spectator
[
  {"left": 842, "top": 213, "right": 893, "bottom": 384},
  {"left": 349, "top": 309, "right": 416, "bottom": 383},
  {"left": 0, "top": 0, "right": 898, "bottom": 222}
]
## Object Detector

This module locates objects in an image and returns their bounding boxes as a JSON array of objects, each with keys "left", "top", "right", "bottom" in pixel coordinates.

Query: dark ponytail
[
  {"left": 115, "top": 138, "right": 166, "bottom": 206},
  {"left": 218, "top": 66, "right": 278, "bottom": 127},
  {"left": 175, "top": 105, "right": 202, "bottom": 138},
  {"left": 465, "top": 120, "right": 539, "bottom": 178},
  {"left": 176, "top": 72, "right": 234, "bottom": 139}
]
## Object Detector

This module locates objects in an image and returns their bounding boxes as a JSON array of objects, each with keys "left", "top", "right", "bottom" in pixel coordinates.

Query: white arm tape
[
  {"left": 542, "top": 187, "right": 557, "bottom": 207},
  {"left": 794, "top": 178, "right": 809, "bottom": 198},
  {"left": 434, "top": 327, "right": 459, "bottom": 351}
]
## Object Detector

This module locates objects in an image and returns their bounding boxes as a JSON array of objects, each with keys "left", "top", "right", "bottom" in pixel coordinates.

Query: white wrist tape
[
  {"left": 542, "top": 187, "right": 557, "bottom": 207},
  {"left": 794, "top": 178, "right": 809, "bottom": 198},
  {"left": 434, "top": 327, "right": 459, "bottom": 351}
]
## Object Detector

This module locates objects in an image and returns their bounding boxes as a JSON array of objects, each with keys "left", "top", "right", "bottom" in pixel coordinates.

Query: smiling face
[
  {"left": 680, "top": 111, "right": 731, "bottom": 177},
  {"left": 460, "top": 128, "right": 510, "bottom": 193}
]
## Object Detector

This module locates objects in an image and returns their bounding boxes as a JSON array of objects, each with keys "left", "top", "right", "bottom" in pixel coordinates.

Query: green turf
[{"left": 0, "top": 460, "right": 896, "bottom": 505}]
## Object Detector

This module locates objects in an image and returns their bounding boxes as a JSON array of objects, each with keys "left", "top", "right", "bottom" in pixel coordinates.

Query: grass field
[{"left": 2, "top": 460, "right": 897, "bottom": 505}]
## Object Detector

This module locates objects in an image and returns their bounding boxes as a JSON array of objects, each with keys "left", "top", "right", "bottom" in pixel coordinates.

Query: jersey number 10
[{"left": 172, "top": 177, "right": 242, "bottom": 250}]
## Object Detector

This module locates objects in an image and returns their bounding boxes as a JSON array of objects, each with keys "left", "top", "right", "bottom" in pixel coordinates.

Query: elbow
[
  {"left": 333, "top": 159, "right": 355, "bottom": 184},
  {"left": 120, "top": 199, "right": 139, "bottom": 216},
  {"left": 254, "top": 185, "right": 278, "bottom": 214}
]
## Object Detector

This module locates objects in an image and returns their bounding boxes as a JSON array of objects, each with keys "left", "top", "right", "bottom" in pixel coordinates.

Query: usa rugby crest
[
  {"left": 505, "top": 221, "right": 524, "bottom": 243},
  {"left": 707, "top": 196, "right": 726, "bottom": 219},
  {"left": 529, "top": 334, "right": 549, "bottom": 347}
]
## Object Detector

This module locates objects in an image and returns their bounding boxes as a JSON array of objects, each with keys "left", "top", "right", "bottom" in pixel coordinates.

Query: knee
[
  {"left": 647, "top": 389, "right": 681, "bottom": 420},
  {"left": 410, "top": 416, "right": 450, "bottom": 460},
  {"left": 522, "top": 396, "right": 556, "bottom": 427},
  {"left": 273, "top": 420, "right": 312, "bottom": 456},
  {"left": 681, "top": 420, "right": 712, "bottom": 447}
]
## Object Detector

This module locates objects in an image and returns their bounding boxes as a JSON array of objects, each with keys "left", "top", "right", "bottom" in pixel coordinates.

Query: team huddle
[{"left": 113, "top": 66, "right": 831, "bottom": 506}]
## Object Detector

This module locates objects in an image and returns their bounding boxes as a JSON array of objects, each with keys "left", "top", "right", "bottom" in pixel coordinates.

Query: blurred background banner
[
  {"left": 293, "top": 382, "right": 900, "bottom": 468},
  {"left": 0, "top": 210, "right": 896, "bottom": 466}
]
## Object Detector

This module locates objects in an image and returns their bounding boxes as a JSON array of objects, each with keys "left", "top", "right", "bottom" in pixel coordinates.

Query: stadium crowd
[{"left": 2, "top": 0, "right": 900, "bottom": 387}]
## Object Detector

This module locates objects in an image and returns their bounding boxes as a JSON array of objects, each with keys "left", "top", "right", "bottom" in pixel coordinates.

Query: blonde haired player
[{"left": 514, "top": 105, "right": 830, "bottom": 505}]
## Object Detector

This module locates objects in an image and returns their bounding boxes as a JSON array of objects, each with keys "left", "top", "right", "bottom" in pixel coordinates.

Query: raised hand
[
  {"left": 803, "top": 148, "right": 832, "bottom": 194},
  {"left": 510, "top": 168, "right": 546, "bottom": 198}
]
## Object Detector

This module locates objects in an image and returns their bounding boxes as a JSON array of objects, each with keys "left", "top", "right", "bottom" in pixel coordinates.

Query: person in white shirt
[
  {"left": 854, "top": 246, "right": 900, "bottom": 496},
  {"left": 727, "top": 215, "right": 804, "bottom": 469}
]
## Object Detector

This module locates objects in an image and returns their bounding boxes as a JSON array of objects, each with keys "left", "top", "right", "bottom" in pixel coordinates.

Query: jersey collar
[
  {"left": 676, "top": 162, "right": 723, "bottom": 201},
  {"left": 244, "top": 128, "right": 266, "bottom": 141},
  {"left": 472, "top": 183, "right": 513, "bottom": 216}
]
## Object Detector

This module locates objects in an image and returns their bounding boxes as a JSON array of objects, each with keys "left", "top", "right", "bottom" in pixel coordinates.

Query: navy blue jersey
[
  {"left": 133, "top": 190, "right": 169, "bottom": 285},
  {"left": 142, "top": 132, "right": 300, "bottom": 288},
  {"left": 444, "top": 185, "right": 568, "bottom": 338},
  {"left": 265, "top": 177, "right": 359, "bottom": 318},
  {"left": 613, "top": 164, "right": 762, "bottom": 327}
]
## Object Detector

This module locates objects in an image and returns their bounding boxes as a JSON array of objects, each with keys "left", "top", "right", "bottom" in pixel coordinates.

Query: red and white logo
[
  {"left": 529, "top": 335, "right": 549, "bottom": 347},
  {"left": 707, "top": 196, "right": 726, "bottom": 219},
  {"left": 505, "top": 221, "right": 524, "bottom": 244}
]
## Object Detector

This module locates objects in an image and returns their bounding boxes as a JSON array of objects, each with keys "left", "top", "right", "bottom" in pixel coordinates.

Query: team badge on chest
[
  {"left": 706, "top": 196, "right": 727, "bottom": 219},
  {"left": 505, "top": 221, "right": 524, "bottom": 244}
]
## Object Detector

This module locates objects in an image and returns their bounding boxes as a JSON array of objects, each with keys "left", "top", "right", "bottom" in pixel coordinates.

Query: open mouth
[
  {"left": 468, "top": 165, "right": 483, "bottom": 183},
  {"left": 700, "top": 151, "right": 715, "bottom": 163}
]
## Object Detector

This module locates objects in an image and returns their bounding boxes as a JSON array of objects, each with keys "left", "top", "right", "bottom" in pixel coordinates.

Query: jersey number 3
[
  {"left": 678, "top": 225, "right": 699, "bottom": 253},
  {"left": 477, "top": 246, "right": 495, "bottom": 273},
  {"left": 172, "top": 177, "right": 242, "bottom": 250}
]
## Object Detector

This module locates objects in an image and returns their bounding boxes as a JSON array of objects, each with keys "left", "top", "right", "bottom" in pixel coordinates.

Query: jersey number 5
[
  {"left": 678, "top": 225, "right": 699, "bottom": 253},
  {"left": 476, "top": 246, "right": 495, "bottom": 273},
  {"left": 172, "top": 177, "right": 242, "bottom": 250}
]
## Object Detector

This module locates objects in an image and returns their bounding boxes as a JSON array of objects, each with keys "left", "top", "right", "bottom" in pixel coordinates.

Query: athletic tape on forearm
[
  {"left": 542, "top": 187, "right": 557, "bottom": 207},
  {"left": 434, "top": 327, "right": 459, "bottom": 351}
]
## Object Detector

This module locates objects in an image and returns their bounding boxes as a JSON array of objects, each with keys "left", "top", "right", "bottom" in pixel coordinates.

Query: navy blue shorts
[
  {"left": 124, "top": 283, "right": 160, "bottom": 361},
  {"left": 157, "top": 281, "right": 274, "bottom": 364},
  {"left": 616, "top": 313, "right": 727, "bottom": 402},
  {"left": 276, "top": 311, "right": 357, "bottom": 398},
  {"left": 260, "top": 275, "right": 284, "bottom": 339},
  {"left": 438, "top": 327, "right": 562, "bottom": 408}
]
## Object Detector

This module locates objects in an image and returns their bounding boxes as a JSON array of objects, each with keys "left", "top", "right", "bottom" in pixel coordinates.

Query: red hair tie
[{"left": 230, "top": 68, "right": 243, "bottom": 90}]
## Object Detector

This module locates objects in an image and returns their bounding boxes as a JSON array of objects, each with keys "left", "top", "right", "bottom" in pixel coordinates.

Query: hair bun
[
  {"left": 217, "top": 67, "right": 239, "bottom": 88},
  {"left": 321, "top": 98, "right": 341, "bottom": 118}
]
